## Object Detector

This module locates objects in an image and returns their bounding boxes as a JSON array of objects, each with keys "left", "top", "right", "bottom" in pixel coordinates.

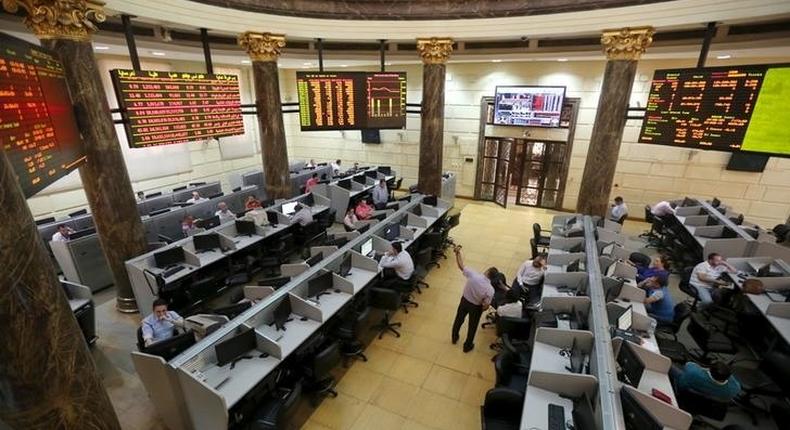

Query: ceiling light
[
  {"left": 241, "top": 60, "right": 251, "bottom": 64},
  {"left": 151, "top": 51, "right": 166, "bottom": 56},
  {"left": 303, "top": 62, "right": 312, "bottom": 66},
  {"left": 492, "top": 59, "right": 502, "bottom": 63},
  {"left": 93, "top": 45, "right": 109, "bottom": 51},
  {"left": 385, "top": 62, "right": 392, "bottom": 66},
  {"left": 557, "top": 58, "right": 568, "bottom": 62},
  {"left": 716, "top": 54, "right": 732, "bottom": 60},
  {"left": 340, "top": 64, "right": 348, "bottom": 68}
]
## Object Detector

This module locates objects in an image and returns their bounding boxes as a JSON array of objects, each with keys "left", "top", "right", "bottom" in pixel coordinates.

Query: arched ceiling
[{"left": 104, "top": 0, "right": 790, "bottom": 40}]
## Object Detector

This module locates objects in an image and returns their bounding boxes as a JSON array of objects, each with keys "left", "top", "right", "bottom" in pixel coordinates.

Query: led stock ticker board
[
  {"left": 111, "top": 69, "right": 244, "bottom": 148},
  {"left": 0, "top": 32, "right": 85, "bottom": 198},
  {"left": 638, "top": 64, "right": 790, "bottom": 157},
  {"left": 296, "top": 71, "right": 407, "bottom": 131}
]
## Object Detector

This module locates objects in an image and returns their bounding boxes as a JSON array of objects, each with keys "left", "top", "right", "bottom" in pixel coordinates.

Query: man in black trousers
[{"left": 451, "top": 245, "right": 495, "bottom": 352}]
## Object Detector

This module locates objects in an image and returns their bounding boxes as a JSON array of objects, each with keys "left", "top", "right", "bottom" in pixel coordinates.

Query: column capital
[
  {"left": 2, "top": 0, "right": 105, "bottom": 42},
  {"left": 600, "top": 26, "right": 654, "bottom": 60},
  {"left": 238, "top": 32, "right": 286, "bottom": 62},
  {"left": 416, "top": 37, "right": 453, "bottom": 65}
]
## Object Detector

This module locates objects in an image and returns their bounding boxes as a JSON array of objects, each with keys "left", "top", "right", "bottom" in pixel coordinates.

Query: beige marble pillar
[
  {"left": 239, "top": 32, "right": 291, "bottom": 200},
  {"left": 416, "top": 37, "right": 453, "bottom": 196},
  {"left": 0, "top": 5, "right": 121, "bottom": 425},
  {"left": 577, "top": 27, "right": 654, "bottom": 217}
]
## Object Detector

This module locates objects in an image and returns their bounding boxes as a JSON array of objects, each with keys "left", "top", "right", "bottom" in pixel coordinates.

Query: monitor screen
[
  {"left": 153, "top": 246, "right": 185, "bottom": 268},
  {"left": 365, "top": 170, "right": 379, "bottom": 179},
  {"left": 378, "top": 166, "right": 392, "bottom": 176},
  {"left": 215, "top": 327, "right": 256, "bottom": 366},
  {"left": 493, "top": 86, "right": 565, "bottom": 127},
  {"left": 352, "top": 175, "right": 367, "bottom": 185},
  {"left": 235, "top": 219, "right": 256, "bottom": 236},
  {"left": 302, "top": 193, "right": 315, "bottom": 206},
  {"left": 0, "top": 32, "right": 86, "bottom": 198},
  {"left": 337, "top": 179, "right": 352, "bottom": 190},
  {"left": 196, "top": 215, "right": 220, "bottom": 230},
  {"left": 212, "top": 301, "right": 251, "bottom": 319},
  {"left": 617, "top": 306, "right": 633, "bottom": 331},
  {"left": 307, "top": 271, "right": 334, "bottom": 298},
  {"left": 282, "top": 202, "right": 299, "bottom": 216},
  {"left": 617, "top": 341, "right": 645, "bottom": 387},
  {"left": 620, "top": 388, "right": 662, "bottom": 430},
  {"left": 384, "top": 222, "right": 400, "bottom": 240},
  {"left": 305, "top": 252, "right": 323, "bottom": 267},
  {"left": 360, "top": 238, "right": 374, "bottom": 256},
  {"left": 110, "top": 69, "right": 244, "bottom": 148},
  {"left": 572, "top": 393, "right": 596, "bottom": 430},
  {"left": 600, "top": 242, "right": 616, "bottom": 256},
  {"left": 423, "top": 195, "right": 437, "bottom": 206},
  {"left": 357, "top": 223, "right": 370, "bottom": 234},
  {"left": 338, "top": 253, "right": 352, "bottom": 276},
  {"left": 193, "top": 233, "right": 221, "bottom": 252},
  {"left": 296, "top": 72, "right": 406, "bottom": 131},
  {"left": 273, "top": 298, "right": 292, "bottom": 331},
  {"left": 638, "top": 64, "right": 790, "bottom": 157},
  {"left": 266, "top": 211, "right": 280, "bottom": 225}
]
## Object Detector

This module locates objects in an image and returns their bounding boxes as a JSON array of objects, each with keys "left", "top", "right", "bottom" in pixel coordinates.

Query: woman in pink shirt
[
  {"left": 304, "top": 173, "right": 319, "bottom": 193},
  {"left": 355, "top": 199, "right": 373, "bottom": 220}
]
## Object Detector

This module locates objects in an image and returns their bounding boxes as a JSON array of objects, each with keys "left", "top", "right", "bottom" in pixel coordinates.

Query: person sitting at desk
[
  {"left": 636, "top": 255, "right": 670, "bottom": 284},
  {"left": 378, "top": 241, "right": 414, "bottom": 287},
  {"left": 181, "top": 215, "right": 199, "bottom": 237},
  {"left": 609, "top": 196, "right": 628, "bottom": 222},
  {"left": 141, "top": 299, "right": 185, "bottom": 346},
  {"left": 690, "top": 253, "right": 737, "bottom": 307},
  {"left": 515, "top": 254, "right": 546, "bottom": 288},
  {"left": 348, "top": 162, "right": 360, "bottom": 174},
  {"left": 451, "top": 245, "right": 495, "bottom": 353},
  {"left": 343, "top": 207, "right": 358, "bottom": 231},
  {"left": 187, "top": 191, "right": 208, "bottom": 204},
  {"left": 305, "top": 173, "right": 320, "bottom": 193},
  {"left": 637, "top": 256, "right": 674, "bottom": 322},
  {"left": 245, "top": 195, "right": 262, "bottom": 210},
  {"left": 651, "top": 200, "right": 676, "bottom": 217},
  {"left": 215, "top": 202, "right": 236, "bottom": 224},
  {"left": 355, "top": 199, "right": 374, "bottom": 220},
  {"left": 137, "top": 191, "right": 146, "bottom": 202},
  {"left": 306, "top": 159, "right": 316, "bottom": 168},
  {"left": 331, "top": 159, "right": 342, "bottom": 176},
  {"left": 290, "top": 203, "right": 314, "bottom": 226},
  {"left": 671, "top": 361, "right": 741, "bottom": 403},
  {"left": 372, "top": 178, "right": 389, "bottom": 210},
  {"left": 51, "top": 224, "right": 75, "bottom": 242}
]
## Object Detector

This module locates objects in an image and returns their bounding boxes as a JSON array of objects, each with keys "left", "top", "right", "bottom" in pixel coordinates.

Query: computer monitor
[
  {"left": 302, "top": 193, "right": 315, "bottom": 206},
  {"left": 282, "top": 202, "right": 299, "bottom": 216},
  {"left": 384, "top": 222, "right": 400, "bottom": 240},
  {"left": 70, "top": 228, "right": 96, "bottom": 239},
  {"left": 357, "top": 223, "right": 370, "bottom": 234},
  {"left": 196, "top": 215, "right": 220, "bottom": 230},
  {"left": 215, "top": 327, "right": 257, "bottom": 366},
  {"left": 569, "top": 242, "right": 584, "bottom": 253},
  {"left": 566, "top": 216, "right": 577, "bottom": 227},
  {"left": 146, "top": 191, "right": 163, "bottom": 198},
  {"left": 721, "top": 227, "right": 737, "bottom": 238},
  {"left": 153, "top": 246, "right": 186, "bottom": 268},
  {"left": 365, "top": 170, "right": 379, "bottom": 179},
  {"left": 618, "top": 305, "right": 633, "bottom": 331},
  {"left": 329, "top": 236, "right": 349, "bottom": 248},
  {"left": 305, "top": 252, "right": 323, "bottom": 267},
  {"left": 757, "top": 263, "right": 772, "bottom": 277},
  {"left": 307, "top": 271, "right": 334, "bottom": 299},
  {"left": 193, "top": 233, "right": 221, "bottom": 252},
  {"left": 706, "top": 215, "right": 718, "bottom": 226},
  {"left": 575, "top": 308, "right": 588, "bottom": 331},
  {"left": 235, "top": 219, "right": 256, "bottom": 236},
  {"left": 681, "top": 197, "right": 695, "bottom": 207},
  {"left": 266, "top": 211, "right": 280, "bottom": 226},
  {"left": 352, "top": 175, "right": 367, "bottom": 185},
  {"left": 730, "top": 214, "right": 744, "bottom": 225},
  {"left": 272, "top": 298, "right": 292, "bottom": 331},
  {"left": 568, "top": 338, "right": 585, "bottom": 374},
  {"left": 572, "top": 393, "right": 596, "bottom": 430},
  {"left": 620, "top": 388, "right": 662, "bottom": 430},
  {"left": 337, "top": 253, "right": 352, "bottom": 277},
  {"left": 208, "top": 192, "right": 224, "bottom": 199},
  {"left": 413, "top": 205, "right": 422, "bottom": 216},
  {"left": 423, "top": 195, "right": 437, "bottom": 206},
  {"left": 377, "top": 166, "right": 391, "bottom": 175},
  {"left": 566, "top": 259, "right": 581, "bottom": 273},
  {"left": 360, "top": 238, "right": 374, "bottom": 256},
  {"left": 400, "top": 216, "right": 409, "bottom": 226},
  {"left": 212, "top": 301, "right": 252, "bottom": 319},
  {"left": 711, "top": 197, "right": 721, "bottom": 208},
  {"left": 605, "top": 279, "right": 625, "bottom": 303},
  {"left": 35, "top": 217, "right": 56, "bottom": 225},
  {"left": 617, "top": 341, "right": 645, "bottom": 387},
  {"left": 144, "top": 330, "right": 195, "bottom": 361},
  {"left": 337, "top": 179, "right": 352, "bottom": 190},
  {"left": 173, "top": 185, "right": 187, "bottom": 192},
  {"left": 149, "top": 208, "right": 170, "bottom": 217},
  {"left": 257, "top": 276, "right": 290, "bottom": 288},
  {"left": 261, "top": 199, "right": 275, "bottom": 208},
  {"left": 69, "top": 208, "right": 88, "bottom": 217},
  {"left": 600, "top": 242, "right": 616, "bottom": 256}
]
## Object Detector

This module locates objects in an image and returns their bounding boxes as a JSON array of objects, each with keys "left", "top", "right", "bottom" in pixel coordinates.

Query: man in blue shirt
[
  {"left": 141, "top": 299, "right": 184, "bottom": 346},
  {"left": 672, "top": 361, "right": 741, "bottom": 402},
  {"left": 637, "top": 256, "right": 674, "bottom": 322}
]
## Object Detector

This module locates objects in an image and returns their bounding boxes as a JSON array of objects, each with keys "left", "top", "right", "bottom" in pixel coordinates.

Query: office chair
[
  {"left": 226, "top": 255, "right": 257, "bottom": 287},
  {"left": 532, "top": 223, "right": 551, "bottom": 255},
  {"left": 733, "top": 350, "right": 790, "bottom": 414},
  {"left": 481, "top": 273, "right": 511, "bottom": 329},
  {"left": 655, "top": 302, "right": 692, "bottom": 363},
  {"left": 369, "top": 287, "right": 402, "bottom": 339},
  {"left": 336, "top": 305, "right": 370, "bottom": 366},
  {"left": 675, "top": 387, "right": 730, "bottom": 422},
  {"left": 422, "top": 232, "right": 444, "bottom": 269},
  {"left": 480, "top": 387, "right": 524, "bottom": 430},
  {"left": 302, "top": 341, "right": 341, "bottom": 403},
  {"left": 251, "top": 380, "right": 302, "bottom": 430},
  {"left": 678, "top": 267, "right": 700, "bottom": 309},
  {"left": 390, "top": 177, "right": 403, "bottom": 200},
  {"left": 687, "top": 312, "right": 737, "bottom": 362},
  {"left": 628, "top": 252, "right": 651, "bottom": 269},
  {"left": 391, "top": 276, "right": 419, "bottom": 313},
  {"left": 491, "top": 315, "right": 531, "bottom": 354},
  {"left": 316, "top": 208, "right": 336, "bottom": 230},
  {"left": 641, "top": 205, "right": 658, "bottom": 238},
  {"left": 186, "top": 275, "right": 221, "bottom": 304},
  {"left": 413, "top": 247, "right": 433, "bottom": 291},
  {"left": 494, "top": 350, "right": 529, "bottom": 393},
  {"left": 529, "top": 238, "right": 539, "bottom": 260}
]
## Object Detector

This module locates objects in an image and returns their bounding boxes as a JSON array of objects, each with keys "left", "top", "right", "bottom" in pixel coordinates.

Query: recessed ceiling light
[
  {"left": 151, "top": 51, "right": 166, "bottom": 56},
  {"left": 240, "top": 60, "right": 250, "bottom": 64},
  {"left": 385, "top": 62, "right": 392, "bottom": 66},
  {"left": 340, "top": 64, "right": 348, "bottom": 68},
  {"left": 557, "top": 58, "right": 568, "bottom": 62},
  {"left": 93, "top": 45, "right": 109, "bottom": 51},
  {"left": 303, "top": 62, "right": 312, "bottom": 66},
  {"left": 492, "top": 59, "right": 502, "bottom": 63},
  {"left": 717, "top": 54, "right": 732, "bottom": 60}
]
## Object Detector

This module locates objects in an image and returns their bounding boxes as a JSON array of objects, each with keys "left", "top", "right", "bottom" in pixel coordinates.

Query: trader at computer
[
  {"left": 305, "top": 172, "right": 320, "bottom": 193},
  {"left": 689, "top": 253, "right": 737, "bottom": 307},
  {"left": 609, "top": 196, "right": 629, "bottom": 223},
  {"left": 51, "top": 224, "right": 75, "bottom": 242},
  {"left": 671, "top": 361, "right": 741, "bottom": 403},
  {"left": 637, "top": 256, "right": 674, "bottom": 323},
  {"left": 331, "top": 159, "right": 342, "bottom": 176},
  {"left": 651, "top": 200, "right": 677, "bottom": 217},
  {"left": 451, "top": 245, "right": 495, "bottom": 353},
  {"left": 343, "top": 207, "right": 359, "bottom": 231},
  {"left": 515, "top": 254, "right": 547, "bottom": 289},
  {"left": 141, "top": 299, "right": 185, "bottom": 346},
  {"left": 187, "top": 191, "right": 208, "bottom": 204},
  {"left": 290, "top": 203, "right": 314, "bottom": 226},
  {"left": 378, "top": 241, "right": 414, "bottom": 288},
  {"left": 215, "top": 202, "right": 236, "bottom": 224},
  {"left": 372, "top": 178, "right": 389, "bottom": 210}
]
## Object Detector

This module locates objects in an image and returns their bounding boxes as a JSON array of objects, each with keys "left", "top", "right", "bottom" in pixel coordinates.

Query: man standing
[
  {"left": 451, "top": 245, "right": 495, "bottom": 352},
  {"left": 689, "top": 253, "right": 737, "bottom": 307},
  {"left": 51, "top": 224, "right": 74, "bottom": 242},
  {"left": 372, "top": 178, "right": 389, "bottom": 210},
  {"left": 610, "top": 196, "right": 628, "bottom": 223},
  {"left": 141, "top": 299, "right": 185, "bottom": 346}
]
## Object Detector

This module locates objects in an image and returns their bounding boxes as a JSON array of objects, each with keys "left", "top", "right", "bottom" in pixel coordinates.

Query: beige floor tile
[
  {"left": 389, "top": 354, "right": 433, "bottom": 386},
  {"left": 406, "top": 389, "right": 460, "bottom": 429},
  {"left": 453, "top": 401, "right": 483, "bottom": 430},
  {"left": 401, "top": 334, "right": 444, "bottom": 363},
  {"left": 434, "top": 343, "right": 477, "bottom": 374},
  {"left": 310, "top": 392, "right": 366, "bottom": 429},
  {"left": 358, "top": 344, "right": 399, "bottom": 375},
  {"left": 371, "top": 376, "right": 421, "bottom": 417},
  {"left": 350, "top": 404, "right": 406, "bottom": 430},
  {"left": 422, "top": 364, "right": 468, "bottom": 400},
  {"left": 335, "top": 365, "right": 385, "bottom": 402},
  {"left": 459, "top": 375, "right": 493, "bottom": 407},
  {"left": 301, "top": 419, "right": 334, "bottom": 430},
  {"left": 400, "top": 419, "right": 436, "bottom": 430},
  {"left": 469, "top": 350, "right": 497, "bottom": 382}
]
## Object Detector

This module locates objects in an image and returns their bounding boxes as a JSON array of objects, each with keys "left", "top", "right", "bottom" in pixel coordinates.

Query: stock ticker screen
[
  {"left": 296, "top": 71, "right": 407, "bottom": 131},
  {"left": 111, "top": 69, "right": 244, "bottom": 148},
  {"left": 638, "top": 64, "right": 790, "bottom": 156},
  {"left": 0, "top": 32, "right": 85, "bottom": 198}
]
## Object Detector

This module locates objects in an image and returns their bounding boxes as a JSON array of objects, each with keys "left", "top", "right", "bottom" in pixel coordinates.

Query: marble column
[
  {"left": 577, "top": 27, "right": 654, "bottom": 217},
  {"left": 416, "top": 38, "right": 453, "bottom": 197},
  {"left": 0, "top": 147, "right": 121, "bottom": 427},
  {"left": 239, "top": 32, "right": 291, "bottom": 200}
]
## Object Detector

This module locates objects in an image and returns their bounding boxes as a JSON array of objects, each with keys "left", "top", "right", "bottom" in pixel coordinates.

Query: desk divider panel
[
  {"left": 529, "top": 370, "right": 599, "bottom": 399},
  {"left": 597, "top": 227, "right": 627, "bottom": 246},
  {"left": 331, "top": 273, "right": 356, "bottom": 295},
  {"left": 420, "top": 204, "right": 440, "bottom": 218},
  {"left": 280, "top": 263, "right": 309, "bottom": 278},
  {"left": 408, "top": 213, "right": 429, "bottom": 228},
  {"left": 541, "top": 296, "right": 591, "bottom": 316},
  {"left": 351, "top": 251, "right": 379, "bottom": 272},
  {"left": 132, "top": 352, "right": 192, "bottom": 430},
  {"left": 547, "top": 252, "right": 585, "bottom": 267},
  {"left": 288, "top": 293, "right": 324, "bottom": 322},
  {"left": 549, "top": 236, "right": 585, "bottom": 250},
  {"left": 399, "top": 227, "right": 415, "bottom": 241},
  {"left": 621, "top": 385, "right": 692, "bottom": 430},
  {"left": 545, "top": 272, "right": 588, "bottom": 290},
  {"left": 535, "top": 327, "right": 595, "bottom": 352},
  {"left": 694, "top": 225, "right": 725, "bottom": 238},
  {"left": 611, "top": 338, "right": 671, "bottom": 375},
  {"left": 610, "top": 261, "right": 637, "bottom": 280},
  {"left": 683, "top": 215, "right": 711, "bottom": 227},
  {"left": 607, "top": 302, "right": 655, "bottom": 333},
  {"left": 617, "top": 283, "right": 647, "bottom": 303},
  {"left": 703, "top": 238, "right": 749, "bottom": 258},
  {"left": 176, "top": 367, "right": 229, "bottom": 430},
  {"left": 603, "top": 219, "right": 622, "bottom": 233},
  {"left": 311, "top": 246, "right": 338, "bottom": 258},
  {"left": 675, "top": 206, "right": 704, "bottom": 216}
]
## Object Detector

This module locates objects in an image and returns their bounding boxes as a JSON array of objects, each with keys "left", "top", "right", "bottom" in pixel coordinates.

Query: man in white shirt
[
  {"left": 331, "top": 159, "right": 342, "bottom": 176},
  {"left": 215, "top": 202, "right": 236, "bottom": 224},
  {"left": 290, "top": 204, "right": 314, "bottom": 226},
  {"left": 378, "top": 242, "right": 414, "bottom": 286},
  {"left": 516, "top": 254, "right": 546, "bottom": 287},
  {"left": 141, "top": 299, "right": 185, "bottom": 346},
  {"left": 306, "top": 159, "right": 316, "bottom": 168},
  {"left": 137, "top": 191, "right": 146, "bottom": 202},
  {"left": 652, "top": 200, "right": 676, "bottom": 217},
  {"left": 187, "top": 191, "right": 208, "bottom": 204},
  {"left": 372, "top": 179, "right": 389, "bottom": 210},
  {"left": 610, "top": 196, "right": 628, "bottom": 222},
  {"left": 689, "top": 253, "right": 737, "bottom": 307},
  {"left": 51, "top": 224, "right": 74, "bottom": 242}
]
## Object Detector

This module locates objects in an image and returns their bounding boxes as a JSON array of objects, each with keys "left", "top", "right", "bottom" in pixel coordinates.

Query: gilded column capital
[
  {"left": 416, "top": 37, "right": 453, "bottom": 65},
  {"left": 600, "top": 26, "right": 654, "bottom": 60},
  {"left": 238, "top": 32, "right": 286, "bottom": 62},
  {"left": 2, "top": 0, "right": 105, "bottom": 42}
]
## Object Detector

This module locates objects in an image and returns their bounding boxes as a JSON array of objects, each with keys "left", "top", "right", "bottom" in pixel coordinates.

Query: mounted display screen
[
  {"left": 638, "top": 64, "right": 790, "bottom": 157},
  {"left": 493, "top": 86, "right": 566, "bottom": 127},
  {"left": 0, "top": 32, "right": 85, "bottom": 198},
  {"left": 296, "top": 71, "right": 406, "bottom": 130},
  {"left": 110, "top": 69, "right": 244, "bottom": 148}
]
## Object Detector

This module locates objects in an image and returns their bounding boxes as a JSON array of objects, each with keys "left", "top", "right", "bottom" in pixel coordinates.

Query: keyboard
[
  {"left": 163, "top": 265, "right": 185, "bottom": 278},
  {"left": 548, "top": 403, "right": 565, "bottom": 430}
]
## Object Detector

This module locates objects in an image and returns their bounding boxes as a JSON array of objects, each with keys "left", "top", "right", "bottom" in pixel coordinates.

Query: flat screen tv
[
  {"left": 726, "top": 152, "right": 769, "bottom": 172},
  {"left": 493, "top": 86, "right": 565, "bottom": 128}
]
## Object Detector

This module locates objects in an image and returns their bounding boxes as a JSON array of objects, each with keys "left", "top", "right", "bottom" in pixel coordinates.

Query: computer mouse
[
  {"left": 334, "top": 289, "right": 341, "bottom": 293},
  {"left": 300, "top": 316, "right": 309, "bottom": 321}
]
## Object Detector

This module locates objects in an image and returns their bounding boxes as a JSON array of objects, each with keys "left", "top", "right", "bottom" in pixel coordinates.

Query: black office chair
[
  {"left": 480, "top": 387, "right": 524, "bottom": 430},
  {"left": 251, "top": 380, "right": 302, "bottom": 430},
  {"left": 187, "top": 276, "right": 220, "bottom": 303},
  {"left": 655, "top": 302, "right": 692, "bottom": 363},
  {"left": 491, "top": 315, "right": 531, "bottom": 354},
  {"left": 678, "top": 266, "right": 700, "bottom": 309},
  {"left": 316, "top": 208, "right": 336, "bottom": 230},
  {"left": 676, "top": 387, "right": 730, "bottom": 422},
  {"left": 391, "top": 276, "right": 419, "bottom": 312},
  {"left": 226, "top": 255, "right": 256, "bottom": 287},
  {"left": 336, "top": 305, "right": 370, "bottom": 366},
  {"left": 532, "top": 223, "right": 551, "bottom": 254},
  {"left": 413, "top": 247, "right": 433, "bottom": 291},
  {"left": 687, "top": 312, "right": 737, "bottom": 362},
  {"left": 422, "top": 232, "right": 443, "bottom": 269},
  {"left": 302, "top": 341, "right": 341, "bottom": 403},
  {"left": 369, "top": 287, "right": 402, "bottom": 339},
  {"left": 494, "top": 350, "right": 529, "bottom": 394},
  {"left": 628, "top": 252, "right": 651, "bottom": 270}
]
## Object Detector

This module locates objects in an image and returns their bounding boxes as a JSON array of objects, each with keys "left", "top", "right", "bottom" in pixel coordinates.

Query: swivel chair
[
  {"left": 421, "top": 232, "right": 443, "bottom": 269},
  {"left": 251, "top": 381, "right": 302, "bottom": 430},
  {"left": 676, "top": 387, "right": 730, "bottom": 423},
  {"left": 481, "top": 387, "right": 524, "bottom": 430},
  {"left": 687, "top": 312, "right": 737, "bottom": 362},
  {"left": 678, "top": 267, "right": 699, "bottom": 309},
  {"left": 655, "top": 302, "right": 692, "bottom": 363},
  {"left": 369, "top": 287, "right": 402, "bottom": 339},
  {"left": 336, "top": 305, "right": 370, "bottom": 366},
  {"left": 391, "top": 276, "right": 419, "bottom": 313},
  {"left": 494, "top": 350, "right": 529, "bottom": 393},
  {"left": 302, "top": 341, "right": 341, "bottom": 404},
  {"left": 412, "top": 247, "right": 433, "bottom": 291},
  {"left": 532, "top": 223, "right": 551, "bottom": 255}
]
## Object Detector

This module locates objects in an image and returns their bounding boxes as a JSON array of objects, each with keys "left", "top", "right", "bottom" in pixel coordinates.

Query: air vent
[
  {"left": 464, "top": 40, "right": 529, "bottom": 50},
  {"left": 729, "top": 19, "right": 790, "bottom": 35},
  {"left": 539, "top": 37, "right": 599, "bottom": 48}
]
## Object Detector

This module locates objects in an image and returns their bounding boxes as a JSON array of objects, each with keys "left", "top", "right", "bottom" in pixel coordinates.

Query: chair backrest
[
  {"left": 369, "top": 287, "right": 401, "bottom": 311},
  {"left": 676, "top": 388, "right": 729, "bottom": 421},
  {"left": 497, "top": 316, "right": 531, "bottom": 340},
  {"left": 617, "top": 214, "right": 628, "bottom": 224},
  {"left": 494, "top": 350, "right": 517, "bottom": 386},
  {"left": 678, "top": 266, "right": 698, "bottom": 299},
  {"left": 628, "top": 252, "right": 651, "bottom": 268},
  {"left": 644, "top": 205, "right": 655, "bottom": 223},
  {"left": 532, "top": 223, "right": 543, "bottom": 240},
  {"left": 482, "top": 387, "right": 524, "bottom": 426},
  {"left": 672, "top": 302, "right": 693, "bottom": 332},
  {"left": 311, "top": 341, "right": 341, "bottom": 380},
  {"left": 415, "top": 247, "right": 433, "bottom": 267},
  {"left": 395, "top": 177, "right": 403, "bottom": 190},
  {"left": 136, "top": 326, "right": 145, "bottom": 351},
  {"left": 448, "top": 212, "right": 461, "bottom": 228}
]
